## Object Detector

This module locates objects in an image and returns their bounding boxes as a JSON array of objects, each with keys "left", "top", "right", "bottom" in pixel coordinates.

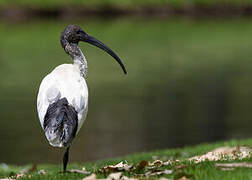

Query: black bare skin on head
[
  {"left": 60, "top": 25, "right": 86, "bottom": 52},
  {"left": 60, "top": 24, "right": 127, "bottom": 74}
]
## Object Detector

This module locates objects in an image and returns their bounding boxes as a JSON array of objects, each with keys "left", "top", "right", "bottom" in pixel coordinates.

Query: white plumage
[
  {"left": 37, "top": 63, "right": 88, "bottom": 147},
  {"left": 37, "top": 25, "right": 126, "bottom": 172}
]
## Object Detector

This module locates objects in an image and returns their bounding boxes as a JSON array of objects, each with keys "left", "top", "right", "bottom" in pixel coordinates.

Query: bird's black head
[
  {"left": 60, "top": 25, "right": 87, "bottom": 48},
  {"left": 60, "top": 25, "right": 127, "bottom": 74}
]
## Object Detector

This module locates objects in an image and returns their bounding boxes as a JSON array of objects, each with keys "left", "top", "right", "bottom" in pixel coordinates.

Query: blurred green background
[
  {"left": 1, "top": 1, "right": 252, "bottom": 164},
  {"left": 2, "top": 0, "right": 252, "bottom": 7}
]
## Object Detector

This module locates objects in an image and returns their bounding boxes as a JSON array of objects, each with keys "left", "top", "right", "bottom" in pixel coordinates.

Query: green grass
[{"left": 1, "top": 138, "right": 252, "bottom": 179}]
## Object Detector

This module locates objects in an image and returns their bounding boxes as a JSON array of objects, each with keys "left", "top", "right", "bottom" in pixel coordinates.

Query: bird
[{"left": 37, "top": 25, "right": 127, "bottom": 172}]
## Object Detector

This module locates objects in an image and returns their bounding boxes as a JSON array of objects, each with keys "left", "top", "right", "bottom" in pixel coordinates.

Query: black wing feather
[{"left": 44, "top": 97, "right": 78, "bottom": 147}]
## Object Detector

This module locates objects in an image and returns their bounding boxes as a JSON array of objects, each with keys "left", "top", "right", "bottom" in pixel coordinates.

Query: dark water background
[{"left": 1, "top": 18, "right": 252, "bottom": 164}]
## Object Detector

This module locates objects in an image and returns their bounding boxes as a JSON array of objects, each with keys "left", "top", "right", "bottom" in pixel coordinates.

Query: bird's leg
[{"left": 63, "top": 147, "right": 70, "bottom": 173}]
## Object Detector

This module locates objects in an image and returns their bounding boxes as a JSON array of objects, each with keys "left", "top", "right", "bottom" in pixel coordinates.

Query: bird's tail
[{"left": 43, "top": 98, "right": 78, "bottom": 147}]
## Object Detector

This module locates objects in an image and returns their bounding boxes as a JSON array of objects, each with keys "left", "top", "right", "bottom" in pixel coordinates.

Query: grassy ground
[{"left": 1, "top": 138, "right": 252, "bottom": 179}]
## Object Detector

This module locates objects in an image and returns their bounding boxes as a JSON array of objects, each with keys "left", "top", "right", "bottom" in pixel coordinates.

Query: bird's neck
[
  {"left": 73, "top": 49, "right": 88, "bottom": 79},
  {"left": 65, "top": 43, "right": 88, "bottom": 78}
]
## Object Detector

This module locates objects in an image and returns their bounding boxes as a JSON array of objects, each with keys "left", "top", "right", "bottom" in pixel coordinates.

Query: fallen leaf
[
  {"left": 12, "top": 164, "right": 37, "bottom": 179},
  {"left": 4, "top": 164, "right": 38, "bottom": 179},
  {"left": 135, "top": 160, "right": 148, "bottom": 171},
  {"left": 16, "top": 173, "right": 25, "bottom": 178},
  {"left": 70, "top": 167, "right": 90, "bottom": 175},
  {"left": 83, "top": 173, "right": 97, "bottom": 180},
  {"left": 21, "top": 164, "right": 37, "bottom": 173},
  {"left": 145, "top": 169, "right": 172, "bottom": 176},
  {"left": 121, "top": 176, "right": 138, "bottom": 180},
  {"left": 163, "top": 160, "right": 180, "bottom": 166},
  {"left": 216, "top": 162, "right": 252, "bottom": 168},
  {"left": 38, "top": 169, "right": 46, "bottom": 175},
  {"left": 189, "top": 146, "right": 252, "bottom": 163},
  {"left": 149, "top": 160, "right": 163, "bottom": 167},
  {"left": 178, "top": 176, "right": 188, "bottom": 180},
  {"left": 27, "top": 175, "right": 32, "bottom": 178},
  {"left": 107, "top": 172, "right": 122, "bottom": 180},
  {"left": 100, "top": 162, "right": 133, "bottom": 173}
]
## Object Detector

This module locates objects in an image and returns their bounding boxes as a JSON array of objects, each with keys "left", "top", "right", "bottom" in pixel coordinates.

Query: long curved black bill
[{"left": 80, "top": 34, "right": 127, "bottom": 74}]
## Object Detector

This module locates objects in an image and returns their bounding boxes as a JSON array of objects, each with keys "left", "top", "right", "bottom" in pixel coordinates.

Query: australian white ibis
[{"left": 37, "top": 25, "right": 127, "bottom": 172}]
